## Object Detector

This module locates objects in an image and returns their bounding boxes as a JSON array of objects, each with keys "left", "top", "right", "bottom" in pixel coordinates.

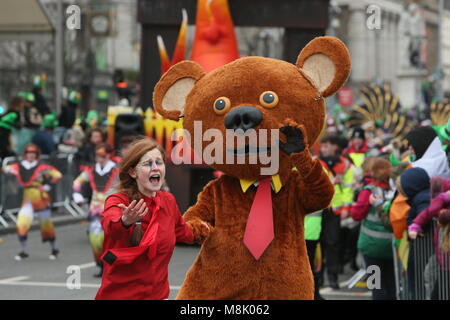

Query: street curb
[{"left": 0, "top": 215, "right": 86, "bottom": 236}]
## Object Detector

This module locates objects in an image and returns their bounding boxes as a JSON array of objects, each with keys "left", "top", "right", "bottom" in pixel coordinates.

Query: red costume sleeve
[
  {"left": 166, "top": 193, "right": 194, "bottom": 243},
  {"left": 101, "top": 193, "right": 133, "bottom": 242},
  {"left": 350, "top": 189, "right": 371, "bottom": 221},
  {"left": 175, "top": 209, "right": 195, "bottom": 243}
]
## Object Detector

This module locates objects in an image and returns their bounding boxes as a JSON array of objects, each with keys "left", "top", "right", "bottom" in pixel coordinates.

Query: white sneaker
[
  {"left": 14, "top": 252, "right": 29, "bottom": 261},
  {"left": 49, "top": 249, "right": 59, "bottom": 260}
]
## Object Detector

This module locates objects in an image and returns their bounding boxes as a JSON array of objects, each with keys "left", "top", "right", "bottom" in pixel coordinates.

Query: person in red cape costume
[{"left": 95, "top": 138, "right": 208, "bottom": 300}]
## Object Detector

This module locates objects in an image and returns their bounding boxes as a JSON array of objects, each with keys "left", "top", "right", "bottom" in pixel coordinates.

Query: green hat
[
  {"left": 18, "top": 91, "right": 35, "bottom": 103},
  {"left": 389, "top": 153, "right": 401, "bottom": 166},
  {"left": 42, "top": 113, "right": 58, "bottom": 129},
  {"left": 33, "top": 74, "right": 46, "bottom": 88},
  {"left": 437, "top": 119, "right": 450, "bottom": 141},
  {"left": 86, "top": 110, "right": 98, "bottom": 128},
  {"left": 68, "top": 90, "right": 81, "bottom": 104},
  {"left": 374, "top": 119, "right": 383, "bottom": 128},
  {"left": 333, "top": 104, "right": 343, "bottom": 114}
]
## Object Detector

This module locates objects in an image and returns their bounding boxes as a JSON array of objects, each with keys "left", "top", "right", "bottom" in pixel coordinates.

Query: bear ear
[
  {"left": 296, "top": 36, "right": 351, "bottom": 98},
  {"left": 153, "top": 61, "right": 205, "bottom": 120}
]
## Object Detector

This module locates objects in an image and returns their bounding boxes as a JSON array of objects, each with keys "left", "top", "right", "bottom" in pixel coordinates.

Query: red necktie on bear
[{"left": 243, "top": 177, "right": 274, "bottom": 260}]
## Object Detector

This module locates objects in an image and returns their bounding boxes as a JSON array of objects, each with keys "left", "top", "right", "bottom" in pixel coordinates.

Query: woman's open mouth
[{"left": 149, "top": 173, "right": 161, "bottom": 186}]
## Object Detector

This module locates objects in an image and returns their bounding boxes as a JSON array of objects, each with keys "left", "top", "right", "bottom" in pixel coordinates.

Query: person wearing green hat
[
  {"left": 12, "top": 92, "right": 41, "bottom": 156},
  {"left": 435, "top": 119, "right": 450, "bottom": 148},
  {"left": 0, "top": 96, "right": 24, "bottom": 158},
  {"left": 434, "top": 119, "right": 450, "bottom": 165},
  {"left": 31, "top": 113, "right": 58, "bottom": 155},
  {"left": 59, "top": 90, "right": 81, "bottom": 129},
  {"left": 31, "top": 74, "right": 50, "bottom": 116},
  {"left": 56, "top": 89, "right": 81, "bottom": 144},
  {"left": 85, "top": 110, "right": 99, "bottom": 129},
  {"left": 17, "top": 91, "right": 44, "bottom": 129}
]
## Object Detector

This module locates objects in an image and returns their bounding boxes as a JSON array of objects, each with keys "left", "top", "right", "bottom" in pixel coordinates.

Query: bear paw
[
  {"left": 186, "top": 219, "right": 213, "bottom": 243},
  {"left": 279, "top": 119, "right": 309, "bottom": 155}
]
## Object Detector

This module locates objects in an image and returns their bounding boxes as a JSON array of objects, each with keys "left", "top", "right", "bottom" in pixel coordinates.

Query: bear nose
[{"left": 224, "top": 106, "right": 263, "bottom": 132}]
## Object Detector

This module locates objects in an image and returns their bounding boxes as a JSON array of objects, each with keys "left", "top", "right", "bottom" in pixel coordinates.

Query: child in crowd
[
  {"left": 351, "top": 157, "right": 396, "bottom": 300},
  {"left": 408, "top": 176, "right": 450, "bottom": 299}
]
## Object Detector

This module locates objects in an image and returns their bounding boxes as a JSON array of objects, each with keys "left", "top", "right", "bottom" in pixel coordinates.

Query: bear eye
[
  {"left": 213, "top": 97, "right": 231, "bottom": 115},
  {"left": 259, "top": 91, "right": 279, "bottom": 108}
]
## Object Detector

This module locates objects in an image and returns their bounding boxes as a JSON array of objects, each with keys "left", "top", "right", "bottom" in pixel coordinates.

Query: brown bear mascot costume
[{"left": 153, "top": 36, "right": 351, "bottom": 299}]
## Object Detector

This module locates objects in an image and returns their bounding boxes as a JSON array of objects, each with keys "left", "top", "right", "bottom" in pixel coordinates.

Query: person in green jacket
[
  {"left": 0, "top": 96, "right": 24, "bottom": 159},
  {"left": 350, "top": 157, "right": 396, "bottom": 300}
]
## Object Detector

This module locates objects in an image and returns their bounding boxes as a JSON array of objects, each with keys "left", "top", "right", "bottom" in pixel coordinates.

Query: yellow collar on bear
[{"left": 239, "top": 174, "right": 283, "bottom": 194}]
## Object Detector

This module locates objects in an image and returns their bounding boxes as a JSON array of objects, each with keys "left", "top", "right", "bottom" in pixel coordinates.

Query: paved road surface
[{"left": 0, "top": 222, "right": 370, "bottom": 300}]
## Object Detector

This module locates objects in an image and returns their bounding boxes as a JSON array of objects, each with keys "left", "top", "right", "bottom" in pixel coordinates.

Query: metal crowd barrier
[
  {"left": 0, "top": 156, "right": 7, "bottom": 228},
  {"left": 393, "top": 219, "right": 450, "bottom": 300},
  {"left": 0, "top": 153, "right": 86, "bottom": 228}
]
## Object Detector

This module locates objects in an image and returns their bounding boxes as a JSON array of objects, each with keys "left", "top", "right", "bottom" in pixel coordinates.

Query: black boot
[
  {"left": 314, "top": 273, "right": 325, "bottom": 300},
  {"left": 350, "top": 259, "right": 359, "bottom": 271},
  {"left": 328, "top": 273, "right": 340, "bottom": 290},
  {"left": 339, "top": 264, "right": 345, "bottom": 274}
]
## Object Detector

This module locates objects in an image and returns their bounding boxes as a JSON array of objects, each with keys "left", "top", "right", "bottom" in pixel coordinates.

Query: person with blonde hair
[{"left": 95, "top": 137, "right": 206, "bottom": 300}]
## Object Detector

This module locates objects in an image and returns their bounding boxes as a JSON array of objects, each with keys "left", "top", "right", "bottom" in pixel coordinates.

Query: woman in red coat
[{"left": 95, "top": 137, "right": 208, "bottom": 300}]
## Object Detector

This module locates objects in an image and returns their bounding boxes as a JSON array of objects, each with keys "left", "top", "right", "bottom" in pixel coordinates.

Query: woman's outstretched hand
[{"left": 119, "top": 199, "right": 149, "bottom": 226}]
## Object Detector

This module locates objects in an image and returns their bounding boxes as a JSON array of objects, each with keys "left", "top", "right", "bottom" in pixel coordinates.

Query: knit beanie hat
[
  {"left": 406, "top": 126, "right": 437, "bottom": 160},
  {"left": 351, "top": 127, "right": 365, "bottom": 140}
]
